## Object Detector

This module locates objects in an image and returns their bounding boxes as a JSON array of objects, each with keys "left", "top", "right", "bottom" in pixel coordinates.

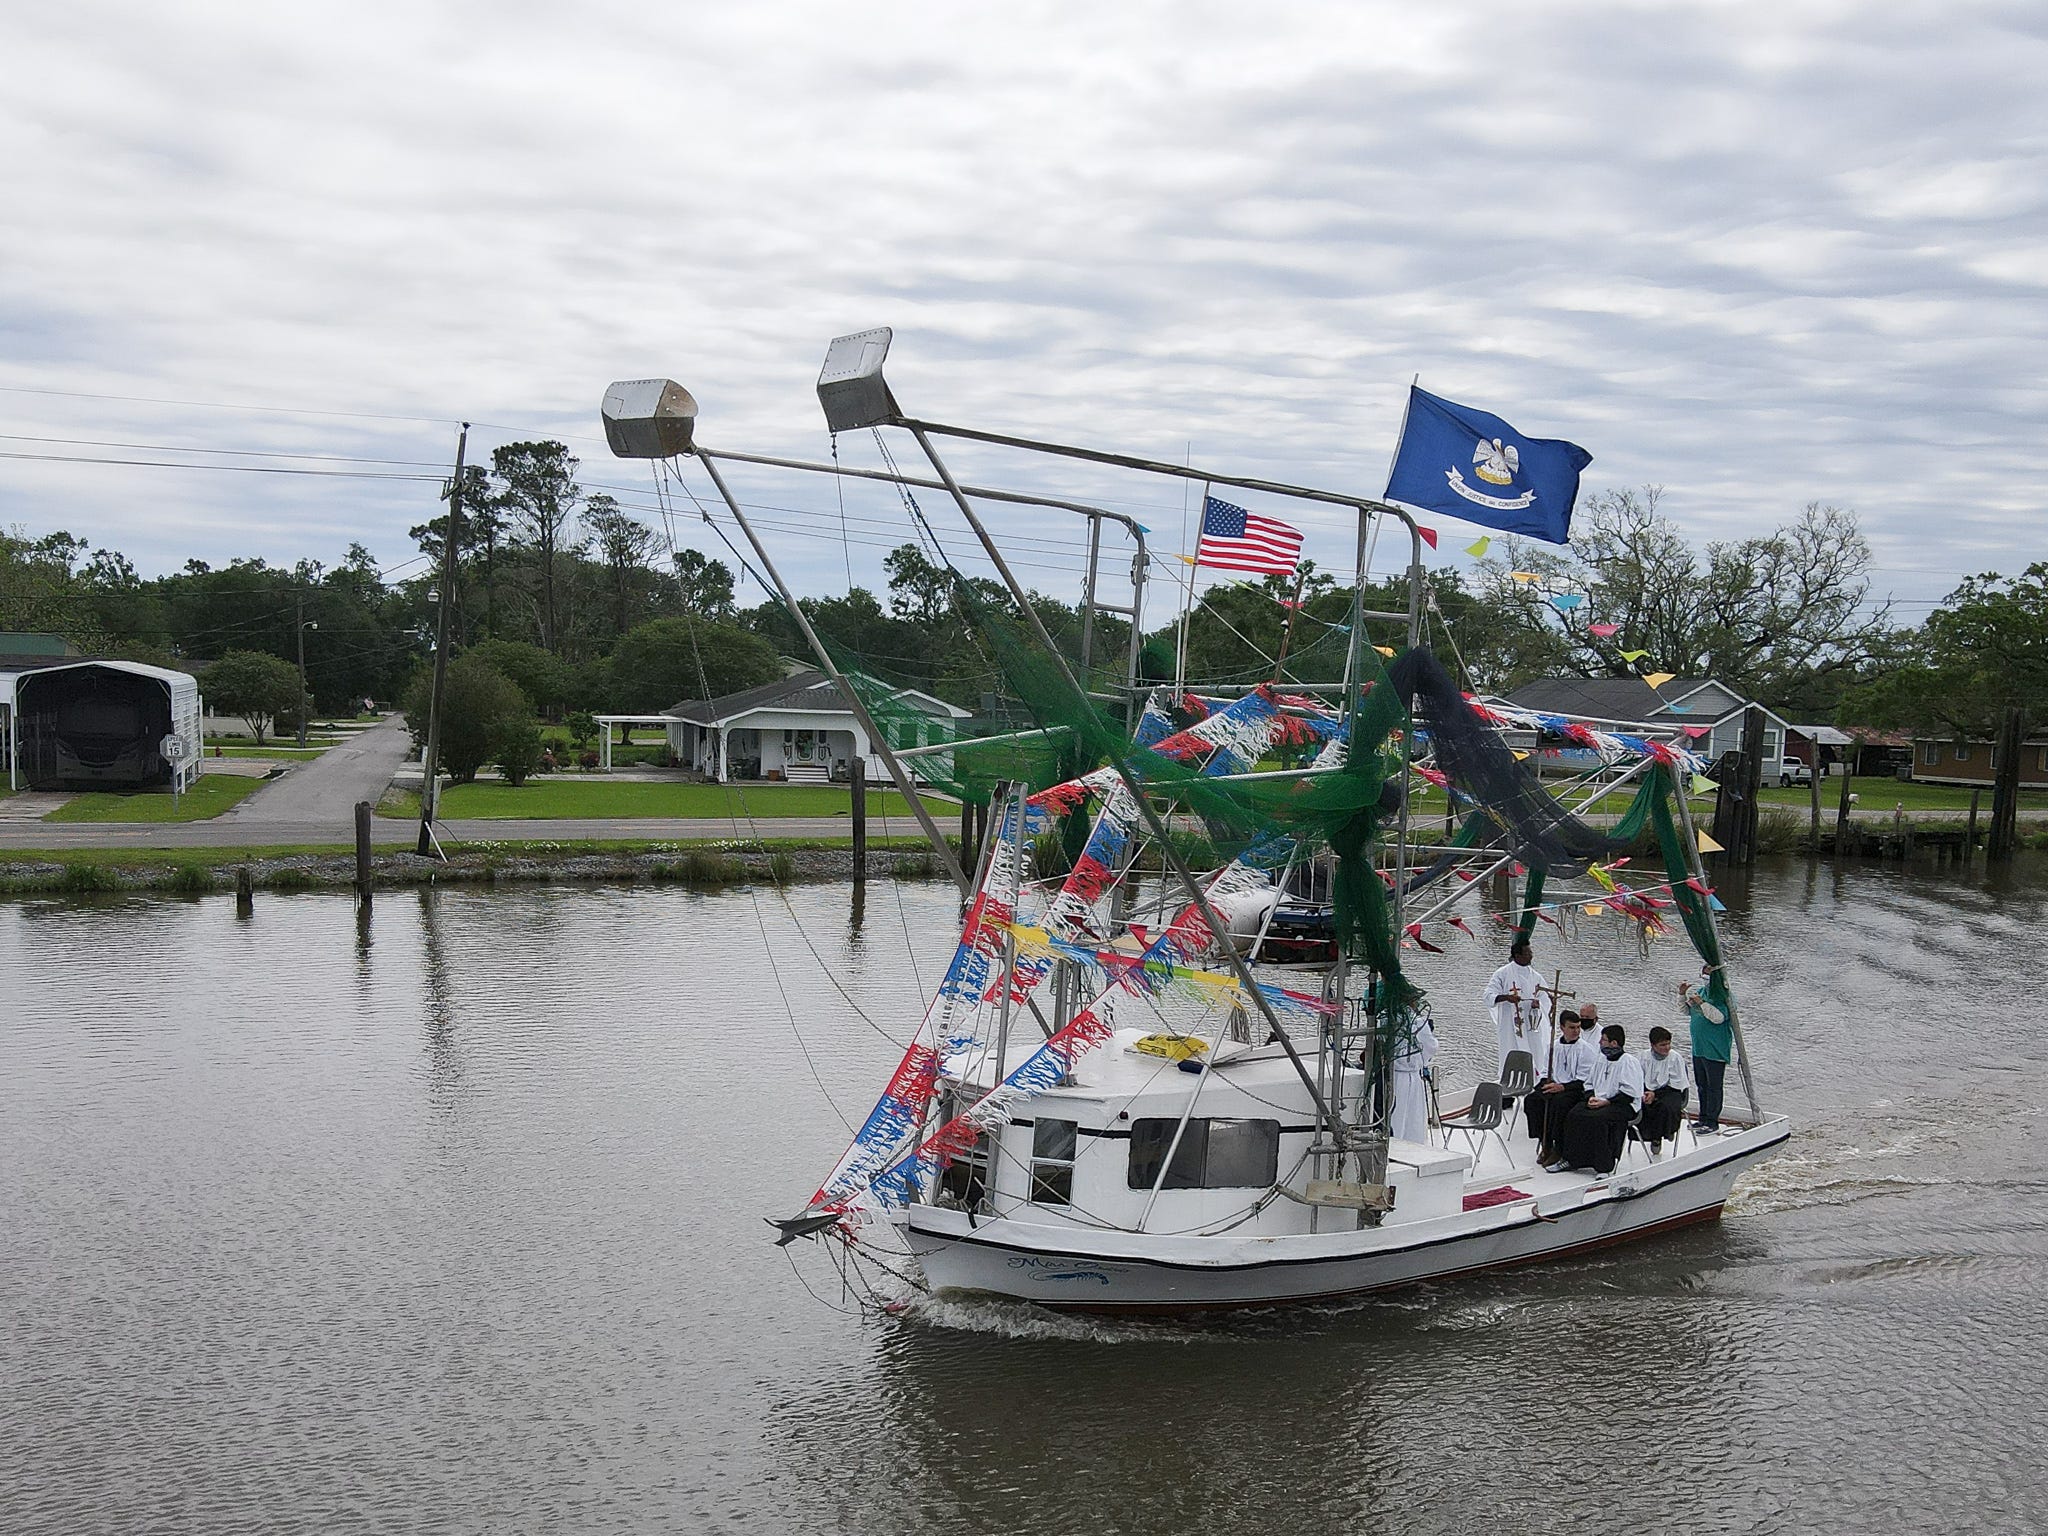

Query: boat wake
[
  {"left": 1727, "top": 1110, "right": 1960, "bottom": 1218},
  {"left": 887, "top": 1292, "right": 1190, "bottom": 1344}
]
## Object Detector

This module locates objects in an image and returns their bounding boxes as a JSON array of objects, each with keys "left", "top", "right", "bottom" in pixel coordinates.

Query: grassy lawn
[
  {"left": 44, "top": 775, "right": 266, "bottom": 823},
  {"left": 1755, "top": 778, "right": 2048, "bottom": 812},
  {"left": 379, "top": 780, "right": 922, "bottom": 820}
]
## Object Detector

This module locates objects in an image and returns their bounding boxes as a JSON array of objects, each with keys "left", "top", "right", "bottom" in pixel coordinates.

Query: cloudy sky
[{"left": 3, "top": 1, "right": 2042, "bottom": 626}]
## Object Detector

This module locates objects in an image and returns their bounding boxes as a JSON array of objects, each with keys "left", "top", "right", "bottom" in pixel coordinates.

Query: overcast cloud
[{"left": 2, "top": 1, "right": 2043, "bottom": 621}]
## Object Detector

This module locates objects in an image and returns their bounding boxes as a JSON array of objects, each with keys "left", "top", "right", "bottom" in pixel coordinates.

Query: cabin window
[
  {"left": 1955, "top": 743, "right": 1970, "bottom": 762},
  {"left": 937, "top": 1090, "right": 993, "bottom": 1209},
  {"left": 1127, "top": 1117, "right": 1280, "bottom": 1191},
  {"left": 1029, "top": 1118, "right": 1076, "bottom": 1206},
  {"left": 1922, "top": 741, "right": 1939, "bottom": 767}
]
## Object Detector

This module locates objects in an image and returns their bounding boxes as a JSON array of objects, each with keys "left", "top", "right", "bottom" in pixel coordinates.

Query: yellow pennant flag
[
  {"left": 1644, "top": 671, "right": 1677, "bottom": 688},
  {"left": 1374, "top": 644, "right": 1396, "bottom": 657},
  {"left": 1696, "top": 830, "right": 1724, "bottom": 854},
  {"left": 1691, "top": 773, "right": 1714, "bottom": 795},
  {"left": 1466, "top": 536, "right": 1491, "bottom": 558},
  {"left": 1583, "top": 902, "right": 1606, "bottom": 917},
  {"left": 1618, "top": 649, "right": 1649, "bottom": 662},
  {"left": 1512, "top": 749, "right": 1529, "bottom": 761},
  {"left": 1509, "top": 570, "right": 1539, "bottom": 584}
]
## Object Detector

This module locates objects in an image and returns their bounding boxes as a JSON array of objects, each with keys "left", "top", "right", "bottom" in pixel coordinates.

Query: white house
[
  {"left": 1501, "top": 675, "right": 1794, "bottom": 779},
  {"left": 665, "top": 668, "right": 969, "bottom": 784}
]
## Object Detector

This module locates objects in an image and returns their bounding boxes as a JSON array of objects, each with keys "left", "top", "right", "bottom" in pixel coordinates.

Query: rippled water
[{"left": 3, "top": 860, "right": 2043, "bottom": 1534}]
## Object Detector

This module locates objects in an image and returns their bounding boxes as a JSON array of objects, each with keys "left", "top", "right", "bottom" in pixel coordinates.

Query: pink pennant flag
[
  {"left": 1448, "top": 915, "right": 1475, "bottom": 936},
  {"left": 1685, "top": 877, "right": 1711, "bottom": 896},
  {"left": 1419, "top": 526, "right": 1439, "bottom": 550},
  {"left": 1683, "top": 725, "right": 1709, "bottom": 739},
  {"left": 1588, "top": 622, "right": 1619, "bottom": 637},
  {"left": 1404, "top": 923, "right": 1444, "bottom": 954}
]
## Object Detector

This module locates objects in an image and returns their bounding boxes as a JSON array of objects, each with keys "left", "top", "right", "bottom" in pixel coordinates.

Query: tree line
[{"left": 7, "top": 457, "right": 2034, "bottom": 751}]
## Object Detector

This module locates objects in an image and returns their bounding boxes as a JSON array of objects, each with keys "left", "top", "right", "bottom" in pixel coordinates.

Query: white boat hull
[{"left": 902, "top": 1118, "right": 1789, "bottom": 1313}]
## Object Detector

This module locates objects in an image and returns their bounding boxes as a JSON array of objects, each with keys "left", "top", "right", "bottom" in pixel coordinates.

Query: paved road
[
  {"left": 0, "top": 814, "right": 940, "bottom": 851},
  {"left": 219, "top": 714, "right": 416, "bottom": 826}
]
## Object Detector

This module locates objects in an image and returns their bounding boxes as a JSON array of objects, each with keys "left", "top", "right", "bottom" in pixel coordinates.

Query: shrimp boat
[{"left": 601, "top": 333, "right": 1789, "bottom": 1315}]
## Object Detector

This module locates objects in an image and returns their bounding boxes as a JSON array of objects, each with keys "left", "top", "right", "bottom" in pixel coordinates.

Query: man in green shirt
[{"left": 1681, "top": 967, "right": 1735, "bottom": 1134}]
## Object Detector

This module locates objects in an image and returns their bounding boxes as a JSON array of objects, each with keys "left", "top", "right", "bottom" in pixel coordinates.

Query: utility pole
[
  {"left": 417, "top": 424, "right": 469, "bottom": 858},
  {"left": 295, "top": 593, "right": 311, "bottom": 748}
]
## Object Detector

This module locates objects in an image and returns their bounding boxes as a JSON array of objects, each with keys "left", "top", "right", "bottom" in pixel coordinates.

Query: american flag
[{"left": 1195, "top": 496, "right": 1303, "bottom": 575}]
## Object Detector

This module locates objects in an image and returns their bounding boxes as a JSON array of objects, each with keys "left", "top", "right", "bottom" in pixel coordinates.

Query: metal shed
[{"left": 6, "top": 660, "right": 204, "bottom": 792}]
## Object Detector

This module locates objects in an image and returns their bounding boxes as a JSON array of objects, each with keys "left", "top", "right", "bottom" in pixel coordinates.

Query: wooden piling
[
  {"left": 1967, "top": 787, "right": 1982, "bottom": 856},
  {"left": 355, "top": 800, "right": 374, "bottom": 908},
  {"left": 849, "top": 758, "right": 867, "bottom": 881},
  {"left": 1988, "top": 707, "right": 2023, "bottom": 861},
  {"left": 235, "top": 864, "right": 254, "bottom": 915},
  {"left": 1835, "top": 766, "right": 1854, "bottom": 851},
  {"left": 1808, "top": 760, "right": 1823, "bottom": 850}
]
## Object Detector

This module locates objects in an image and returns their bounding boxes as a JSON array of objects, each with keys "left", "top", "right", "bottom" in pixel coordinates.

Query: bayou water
[{"left": 3, "top": 859, "right": 2041, "bottom": 1535}]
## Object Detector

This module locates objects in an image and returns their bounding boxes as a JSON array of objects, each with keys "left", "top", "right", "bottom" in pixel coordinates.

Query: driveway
[{"left": 219, "top": 714, "right": 415, "bottom": 828}]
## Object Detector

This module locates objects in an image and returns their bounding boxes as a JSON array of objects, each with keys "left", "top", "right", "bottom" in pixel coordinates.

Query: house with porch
[
  {"left": 665, "top": 668, "right": 969, "bottom": 784},
  {"left": 1501, "top": 675, "right": 1794, "bottom": 780}
]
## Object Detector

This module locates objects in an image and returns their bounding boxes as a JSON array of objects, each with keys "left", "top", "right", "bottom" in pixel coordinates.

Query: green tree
[
  {"left": 1842, "top": 563, "right": 2048, "bottom": 742},
  {"left": 583, "top": 494, "right": 656, "bottom": 638},
  {"left": 493, "top": 716, "right": 545, "bottom": 787},
  {"left": 402, "top": 655, "right": 532, "bottom": 785},
  {"left": 199, "top": 650, "right": 302, "bottom": 744},
  {"left": 466, "top": 638, "right": 573, "bottom": 720},
  {"left": 672, "top": 547, "right": 736, "bottom": 618},
  {"left": 608, "top": 617, "right": 781, "bottom": 712},
  {"left": 1462, "top": 491, "right": 1891, "bottom": 707},
  {"left": 491, "top": 441, "right": 582, "bottom": 653}
]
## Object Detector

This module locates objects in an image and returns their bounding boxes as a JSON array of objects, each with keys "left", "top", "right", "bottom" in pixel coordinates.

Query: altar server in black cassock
[
  {"left": 1550, "top": 1025, "right": 1643, "bottom": 1174},
  {"left": 1637, "top": 1025, "right": 1690, "bottom": 1152},
  {"left": 1525, "top": 1010, "right": 1596, "bottom": 1157}
]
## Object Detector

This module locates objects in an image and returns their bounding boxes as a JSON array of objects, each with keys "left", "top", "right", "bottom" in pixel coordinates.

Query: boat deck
[{"left": 1423, "top": 1088, "right": 1745, "bottom": 1212}]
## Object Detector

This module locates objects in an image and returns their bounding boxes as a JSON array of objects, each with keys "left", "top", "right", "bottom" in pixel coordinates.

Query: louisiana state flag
[{"left": 1384, "top": 386, "right": 1592, "bottom": 544}]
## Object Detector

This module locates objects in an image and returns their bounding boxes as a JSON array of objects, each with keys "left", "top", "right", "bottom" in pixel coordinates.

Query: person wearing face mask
[
  {"left": 1525, "top": 1010, "right": 1596, "bottom": 1163},
  {"left": 1681, "top": 968, "right": 1734, "bottom": 1135},
  {"left": 1637, "top": 1025, "right": 1690, "bottom": 1155},
  {"left": 1547, "top": 1024, "right": 1644, "bottom": 1175}
]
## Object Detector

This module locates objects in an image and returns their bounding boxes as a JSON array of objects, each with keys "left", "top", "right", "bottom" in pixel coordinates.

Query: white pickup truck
[{"left": 1778, "top": 760, "right": 1814, "bottom": 787}]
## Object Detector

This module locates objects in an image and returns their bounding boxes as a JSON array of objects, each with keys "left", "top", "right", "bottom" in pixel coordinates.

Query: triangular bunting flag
[
  {"left": 1583, "top": 902, "right": 1606, "bottom": 916},
  {"left": 1619, "top": 649, "right": 1649, "bottom": 662},
  {"left": 1419, "top": 526, "right": 1439, "bottom": 549},
  {"left": 1690, "top": 772, "right": 1713, "bottom": 793},
  {"left": 1549, "top": 593, "right": 1585, "bottom": 611},
  {"left": 1644, "top": 671, "right": 1677, "bottom": 688},
  {"left": 1466, "top": 535, "right": 1491, "bottom": 558},
  {"left": 1403, "top": 923, "right": 1444, "bottom": 954},
  {"left": 1509, "top": 570, "right": 1539, "bottom": 584},
  {"left": 1588, "top": 622, "right": 1619, "bottom": 637},
  {"left": 1696, "top": 831, "right": 1724, "bottom": 854}
]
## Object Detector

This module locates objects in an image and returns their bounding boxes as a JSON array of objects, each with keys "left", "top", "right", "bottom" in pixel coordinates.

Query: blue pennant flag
[{"left": 1384, "top": 386, "right": 1592, "bottom": 544}]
